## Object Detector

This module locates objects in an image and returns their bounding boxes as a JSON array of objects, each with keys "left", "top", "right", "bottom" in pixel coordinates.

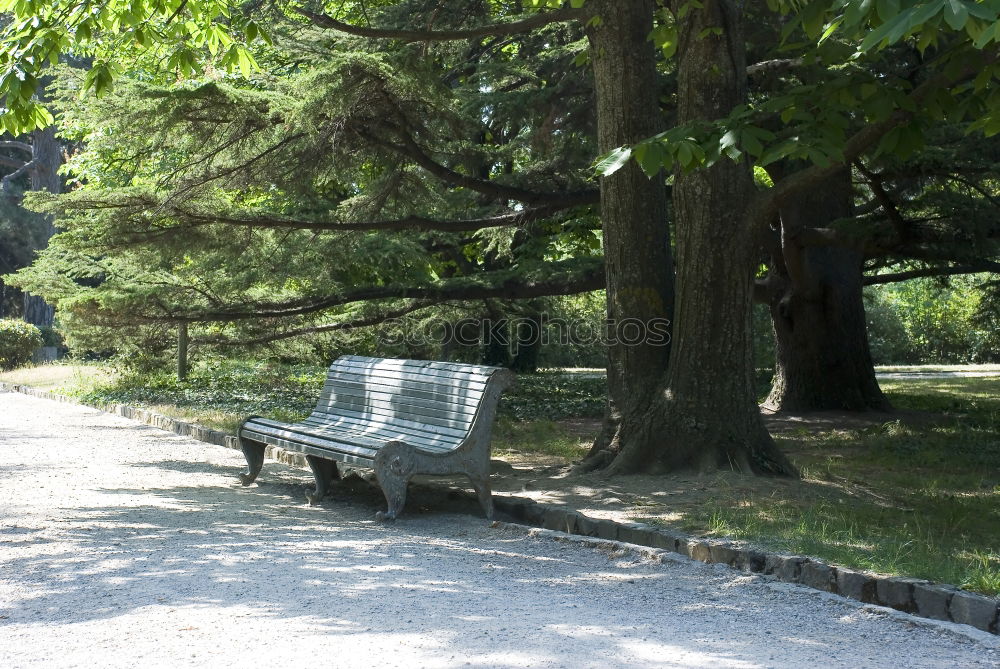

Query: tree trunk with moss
[
  {"left": 580, "top": 0, "right": 674, "bottom": 470},
  {"left": 604, "top": 0, "right": 795, "bottom": 476},
  {"left": 762, "top": 168, "right": 889, "bottom": 412}
]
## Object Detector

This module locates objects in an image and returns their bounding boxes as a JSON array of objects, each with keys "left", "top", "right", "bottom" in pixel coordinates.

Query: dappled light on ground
[{"left": 2, "top": 390, "right": 998, "bottom": 668}]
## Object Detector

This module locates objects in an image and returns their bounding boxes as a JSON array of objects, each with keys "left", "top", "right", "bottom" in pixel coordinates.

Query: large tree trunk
[
  {"left": 510, "top": 312, "right": 542, "bottom": 373},
  {"left": 762, "top": 168, "right": 890, "bottom": 412},
  {"left": 607, "top": 0, "right": 795, "bottom": 475},
  {"left": 22, "top": 125, "right": 60, "bottom": 329},
  {"left": 580, "top": 0, "right": 674, "bottom": 469}
]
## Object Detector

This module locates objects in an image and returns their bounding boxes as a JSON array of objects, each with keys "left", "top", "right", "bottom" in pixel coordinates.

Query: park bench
[{"left": 236, "top": 355, "right": 515, "bottom": 520}]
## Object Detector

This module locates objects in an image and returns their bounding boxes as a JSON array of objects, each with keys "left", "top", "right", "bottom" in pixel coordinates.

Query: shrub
[
  {"left": 38, "top": 326, "right": 64, "bottom": 348},
  {"left": 0, "top": 319, "right": 44, "bottom": 370}
]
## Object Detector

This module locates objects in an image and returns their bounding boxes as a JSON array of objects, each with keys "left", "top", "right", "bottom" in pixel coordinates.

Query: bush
[
  {"left": 0, "top": 319, "right": 43, "bottom": 370},
  {"left": 864, "top": 275, "right": 1000, "bottom": 364},
  {"left": 38, "top": 326, "right": 64, "bottom": 348}
]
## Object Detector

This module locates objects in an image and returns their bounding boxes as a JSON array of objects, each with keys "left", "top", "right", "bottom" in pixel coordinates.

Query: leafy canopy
[{"left": 597, "top": 0, "right": 1000, "bottom": 177}]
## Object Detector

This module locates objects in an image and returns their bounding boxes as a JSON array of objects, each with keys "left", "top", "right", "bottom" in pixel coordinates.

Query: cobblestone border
[{"left": 3, "top": 381, "right": 998, "bottom": 635}]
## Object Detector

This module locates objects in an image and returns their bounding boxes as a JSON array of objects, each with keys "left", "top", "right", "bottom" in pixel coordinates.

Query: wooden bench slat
[
  {"left": 319, "top": 384, "right": 480, "bottom": 414},
  {"left": 301, "top": 413, "right": 465, "bottom": 445},
  {"left": 246, "top": 419, "right": 457, "bottom": 456},
  {"left": 325, "top": 369, "right": 490, "bottom": 396},
  {"left": 242, "top": 426, "right": 380, "bottom": 460},
  {"left": 298, "top": 418, "right": 463, "bottom": 451},
  {"left": 330, "top": 358, "right": 494, "bottom": 385},
  {"left": 246, "top": 415, "right": 462, "bottom": 457},
  {"left": 318, "top": 376, "right": 484, "bottom": 408},
  {"left": 307, "top": 404, "right": 471, "bottom": 439},
  {"left": 336, "top": 355, "right": 499, "bottom": 378},
  {"left": 324, "top": 370, "right": 488, "bottom": 401},
  {"left": 312, "top": 397, "right": 475, "bottom": 432},
  {"left": 318, "top": 387, "right": 479, "bottom": 420}
]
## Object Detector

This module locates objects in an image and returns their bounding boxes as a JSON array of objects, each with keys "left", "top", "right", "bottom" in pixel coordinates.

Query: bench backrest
[{"left": 310, "top": 355, "right": 513, "bottom": 454}]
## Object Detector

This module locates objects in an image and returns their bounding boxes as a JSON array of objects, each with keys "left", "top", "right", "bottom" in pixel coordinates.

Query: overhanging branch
[
  {"left": 371, "top": 123, "right": 598, "bottom": 207},
  {"left": 157, "top": 259, "right": 605, "bottom": 323},
  {"left": 864, "top": 262, "right": 1000, "bottom": 285},
  {"left": 202, "top": 299, "right": 438, "bottom": 347},
  {"left": 753, "top": 49, "right": 998, "bottom": 230},
  {"left": 296, "top": 6, "right": 587, "bottom": 43}
]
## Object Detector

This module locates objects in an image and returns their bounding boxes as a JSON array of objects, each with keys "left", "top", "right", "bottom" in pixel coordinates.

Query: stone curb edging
[
  {"left": 3, "top": 381, "right": 998, "bottom": 635},
  {"left": 489, "top": 494, "right": 1000, "bottom": 635}
]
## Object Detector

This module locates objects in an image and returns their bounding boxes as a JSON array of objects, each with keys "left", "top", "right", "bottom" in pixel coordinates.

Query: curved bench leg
[
  {"left": 469, "top": 476, "right": 495, "bottom": 520},
  {"left": 305, "top": 456, "right": 339, "bottom": 505},
  {"left": 374, "top": 441, "right": 415, "bottom": 521},
  {"left": 239, "top": 439, "right": 266, "bottom": 485},
  {"left": 375, "top": 475, "right": 408, "bottom": 522}
]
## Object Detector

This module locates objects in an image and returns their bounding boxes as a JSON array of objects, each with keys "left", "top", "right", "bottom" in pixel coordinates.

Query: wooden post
[{"left": 177, "top": 322, "right": 188, "bottom": 381}]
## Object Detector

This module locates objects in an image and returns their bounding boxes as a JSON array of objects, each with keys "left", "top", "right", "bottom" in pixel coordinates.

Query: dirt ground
[{"left": 473, "top": 410, "right": 923, "bottom": 529}]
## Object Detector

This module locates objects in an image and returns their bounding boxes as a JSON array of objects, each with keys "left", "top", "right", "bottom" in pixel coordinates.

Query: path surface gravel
[{"left": 1, "top": 390, "right": 997, "bottom": 669}]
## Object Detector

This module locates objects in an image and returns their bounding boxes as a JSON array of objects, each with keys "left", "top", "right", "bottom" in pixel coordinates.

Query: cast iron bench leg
[
  {"left": 239, "top": 439, "right": 266, "bottom": 486},
  {"left": 305, "top": 455, "right": 339, "bottom": 505},
  {"left": 469, "top": 476, "right": 495, "bottom": 520},
  {"left": 374, "top": 441, "right": 414, "bottom": 521}
]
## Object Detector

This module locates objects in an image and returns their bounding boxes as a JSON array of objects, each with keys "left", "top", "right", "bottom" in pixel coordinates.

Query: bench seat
[{"left": 237, "top": 355, "right": 514, "bottom": 519}]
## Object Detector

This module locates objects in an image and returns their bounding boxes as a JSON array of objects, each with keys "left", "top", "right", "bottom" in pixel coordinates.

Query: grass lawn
[{"left": 2, "top": 361, "right": 997, "bottom": 595}]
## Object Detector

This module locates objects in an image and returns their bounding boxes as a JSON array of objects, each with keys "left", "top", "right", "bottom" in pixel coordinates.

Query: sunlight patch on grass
[
  {"left": 493, "top": 418, "right": 591, "bottom": 461},
  {"left": 677, "top": 376, "right": 1000, "bottom": 595},
  {"left": 0, "top": 363, "right": 115, "bottom": 392}
]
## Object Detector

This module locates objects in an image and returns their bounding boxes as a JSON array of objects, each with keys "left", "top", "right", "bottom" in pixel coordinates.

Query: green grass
[
  {"left": 493, "top": 419, "right": 592, "bottom": 460},
  {"left": 681, "top": 376, "right": 1000, "bottom": 595},
  {"left": 499, "top": 372, "right": 606, "bottom": 421},
  {"left": 0, "top": 362, "right": 114, "bottom": 392}
]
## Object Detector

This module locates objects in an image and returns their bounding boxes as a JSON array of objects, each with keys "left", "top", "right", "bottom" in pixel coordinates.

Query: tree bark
[
  {"left": 177, "top": 322, "right": 189, "bottom": 381},
  {"left": 607, "top": 0, "right": 795, "bottom": 475},
  {"left": 22, "top": 125, "right": 60, "bottom": 329},
  {"left": 763, "top": 167, "right": 890, "bottom": 412},
  {"left": 580, "top": 0, "right": 674, "bottom": 469},
  {"left": 510, "top": 313, "right": 542, "bottom": 373}
]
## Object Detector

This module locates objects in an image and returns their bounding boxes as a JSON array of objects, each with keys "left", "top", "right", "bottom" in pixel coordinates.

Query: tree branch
[
  {"left": 0, "top": 140, "right": 33, "bottom": 154},
  {"left": 0, "top": 155, "right": 27, "bottom": 171},
  {"left": 54, "top": 194, "right": 598, "bottom": 235},
  {"left": 157, "top": 259, "right": 605, "bottom": 323},
  {"left": 746, "top": 58, "right": 803, "bottom": 78},
  {"left": 371, "top": 122, "right": 598, "bottom": 207},
  {"left": 864, "top": 262, "right": 1000, "bottom": 285},
  {"left": 854, "top": 160, "right": 910, "bottom": 242},
  {"left": 203, "top": 300, "right": 438, "bottom": 347},
  {"left": 296, "top": 6, "right": 587, "bottom": 43},
  {"left": 753, "top": 49, "right": 998, "bottom": 229},
  {"left": 1, "top": 159, "right": 36, "bottom": 193}
]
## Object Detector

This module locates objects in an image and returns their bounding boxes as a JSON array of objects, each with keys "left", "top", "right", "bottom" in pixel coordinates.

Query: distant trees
[{"left": 0, "top": 127, "right": 63, "bottom": 326}]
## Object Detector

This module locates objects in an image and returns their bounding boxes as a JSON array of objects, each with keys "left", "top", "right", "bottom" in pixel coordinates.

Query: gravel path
[{"left": 1, "top": 391, "right": 997, "bottom": 669}]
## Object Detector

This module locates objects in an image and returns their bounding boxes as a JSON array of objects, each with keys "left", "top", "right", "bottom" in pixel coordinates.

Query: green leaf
[
  {"left": 982, "top": 115, "right": 1000, "bottom": 137},
  {"left": 633, "top": 141, "right": 667, "bottom": 177},
  {"left": 677, "top": 141, "right": 695, "bottom": 168},
  {"left": 845, "top": 0, "right": 874, "bottom": 30},
  {"left": 876, "top": 0, "right": 900, "bottom": 21},
  {"left": 742, "top": 129, "right": 764, "bottom": 157},
  {"left": 819, "top": 19, "right": 843, "bottom": 43},
  {"left": 974, "top": 19, "right": 999, "bottom": 47},
  {"left": 594, "top": 146, "right": 632, "bottom": 177},
  {"left": 235, "top": 46, "right": 257, "bottom": 78},
  {"left": 944, "top": 0, "right": 969, "bottom": 29}
]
